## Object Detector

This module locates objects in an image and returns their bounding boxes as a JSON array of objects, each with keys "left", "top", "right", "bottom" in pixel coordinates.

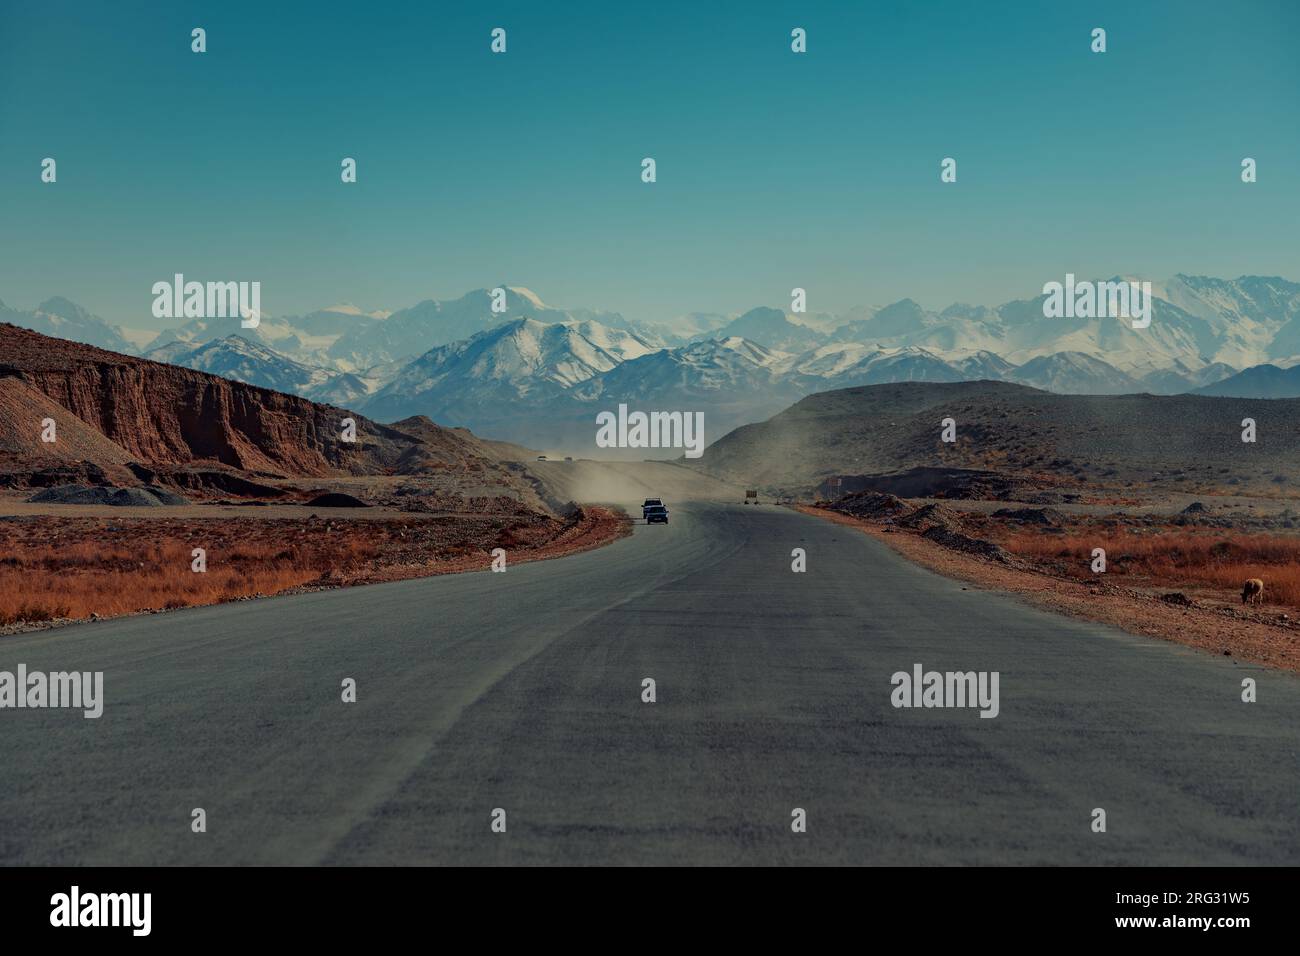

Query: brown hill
[
  {"left": 695, "top": 380, "right": 1300, "bottom": 498},
  {"left": 0, "top": 324, "right": 544, "bottom": 507},
  {"left": 0, "top": 323, "right": 424, "bottom": 477},
  {"left": 385, "top": 416, "right": 512, "bottom": 470}
]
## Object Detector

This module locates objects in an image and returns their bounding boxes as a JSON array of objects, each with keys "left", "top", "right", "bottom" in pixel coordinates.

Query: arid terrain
[
  {"left": 799, "top": 489, "right": 1300, "bottom": 671},
  {"left": 696, "top": 380, "right": 1300, "bottom": 500},
  {"left": 0, "top": 323, "right": 628, "bottom": 630},
  {"left": 0, "top": 501, "right": 627, "bottom": 632},
  {"left": 676, "top": 380, "right": 1300, "bottom": 671},
  {"left": 8, "top": 327, "right": 1300, "bottom": 675}
]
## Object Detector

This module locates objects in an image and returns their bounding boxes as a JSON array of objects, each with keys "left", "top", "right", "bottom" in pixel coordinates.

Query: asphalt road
[{"left": 2, "top": 497, "right": 1298, "bottom": 865}]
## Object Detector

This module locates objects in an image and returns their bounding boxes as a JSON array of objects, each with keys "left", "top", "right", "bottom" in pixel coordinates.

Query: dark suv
[
  {"left": 644, "top": 505, "right": 669, "bottom": 524},
  {"left": 642, "top": 498, "right": 663, "bottom": 519}
]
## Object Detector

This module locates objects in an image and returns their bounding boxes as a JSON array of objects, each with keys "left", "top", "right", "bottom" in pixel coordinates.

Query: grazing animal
[{"left": 1241, "top": 578, "right": 1264, "bottom": 606}]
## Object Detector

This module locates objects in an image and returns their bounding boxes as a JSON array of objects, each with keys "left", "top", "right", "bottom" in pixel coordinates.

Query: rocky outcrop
[{"left": 0, "top": 323, "right": 471, "bottom": 479}]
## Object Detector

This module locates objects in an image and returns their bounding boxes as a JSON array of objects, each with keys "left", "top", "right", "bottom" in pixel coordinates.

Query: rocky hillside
[
  {"left": 0, "top": 323, "right": 541, "bottom": 502},
  {"left": 0, "top": 323, "right": 424, "bottom": 477},
  {"left": 0, "top": 377, "right": 138, "bottom": 469},
  {"left": 693, "top": 380, "right": 1300, "bottom": 498}
]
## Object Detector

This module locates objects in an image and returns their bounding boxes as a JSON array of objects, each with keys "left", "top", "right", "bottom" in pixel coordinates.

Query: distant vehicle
[
  {"left": 564, "top": 456, "right": 573, "bottom": 462},
  {"left": 537, "top": 455, "right": 548, "bottom": 461},
  {"left": 642, "top": 497, "right": 663, "bottom": 519},
  {"left": 644, "top": 505, "right": 669, "bottom": 524}
]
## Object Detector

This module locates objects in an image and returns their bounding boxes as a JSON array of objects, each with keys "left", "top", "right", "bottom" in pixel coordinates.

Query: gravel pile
[
  {"left": 304, "top": 492, "right": 371, "bottom": 508},
  {"left": 897, "top": 503, "right": 964, "bottom": 532},
  {"left": 920, "top": 526, "right": 1017, "bottom": 564},
  {"left": 27, "top": 484, "right": 189, "bottom": 506},
  {"left": 824, "top": 491, "right": 912, "bottom": 520}
]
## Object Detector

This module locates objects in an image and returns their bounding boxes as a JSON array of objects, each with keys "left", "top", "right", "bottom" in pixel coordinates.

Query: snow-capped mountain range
[
  {"left": 5, "top": 276, "right": 1300, "bottom": 451},
  {"left": 0, "top": 296, "right": 137, "bottom": 354}
]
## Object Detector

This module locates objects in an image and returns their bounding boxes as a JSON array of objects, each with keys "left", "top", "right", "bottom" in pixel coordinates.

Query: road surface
[{"left": 2, "top": 491, "right": 1298, "bottom": 865}]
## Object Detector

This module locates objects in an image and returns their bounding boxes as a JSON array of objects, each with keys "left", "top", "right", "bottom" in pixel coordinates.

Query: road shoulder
[{"left": 796, "top": 504, "right": 1300, "bottom": 673}]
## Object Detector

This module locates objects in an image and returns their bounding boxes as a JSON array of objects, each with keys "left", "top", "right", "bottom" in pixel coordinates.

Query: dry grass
[
  {"left": 1002, "top": 530, "right": 1300, "bottom": 608},
  {"left": 0, "top": 536, "right": 376, "bottom": 625},
  {"left": 0, "top": 508, "right": 628, "bottom": 628}
]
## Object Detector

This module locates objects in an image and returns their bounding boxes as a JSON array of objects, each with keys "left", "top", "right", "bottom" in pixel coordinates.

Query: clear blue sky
[{"left": 1, "top": 0, "right": 1296, "bottom": 330}]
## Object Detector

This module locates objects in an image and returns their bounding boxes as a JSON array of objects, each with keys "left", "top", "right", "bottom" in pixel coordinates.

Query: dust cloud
[{"left": 526, "top": 459, "right": 743, "bottom": 511}]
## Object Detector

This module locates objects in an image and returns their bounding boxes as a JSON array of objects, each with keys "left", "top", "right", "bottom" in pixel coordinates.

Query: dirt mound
[
  {"left": 304, "top": 492, "right": 370, "bottom": 508},
  {"left": 991, "top": 507, "right": 1067, "bottom": 526},
  {"left": 27, "top": 484, "right": 189, "bottom": 506},
  {"left": 897, "top": 502, "right": 964, "bottom": 532},
  {"left": 824, "top": 491, "right": 912, "bottom": 520},
  {"left": 920, "top": 525, "right": 1017, "bottom": 564}
]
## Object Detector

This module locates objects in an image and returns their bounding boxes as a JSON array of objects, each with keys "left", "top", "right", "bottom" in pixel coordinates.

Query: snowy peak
[
  {"left": 319, "top": 302, "right": 388, "bottom": 318},
  {"left": 371, "top": 316, "right": 626, "bottom": 413},
  {"left": 708, "top": 307, "right": 825, "bottom": 353},
  {"left": 714, "top": 336, "right": 789, "bottom": 367},
  {"left": 1009, "top": 351, "right": 1140, "bottom": 395},
  {"left": 324, "top": 285, "right": 629, "bottom": 370},
  {"left": 1, "top": 297, "right": 134, "bottom": 354},
  {"left": 950, "top": 350, "right": 1018, "bottom": 380},
  {"left": 569, "top": 335, "right": 797, "bottom": 408},
  {"left": 787, "top": 342, "right": 880, "bottom": 377},
  {"left": 568, "top": 319, "right": 659, "bottom": 363},
  {"left": 36, "top": 297, "right": 97, "bottom": 323},
  {"left": 505, "top": 286, "right": 548, "bottom": 310},
  {"left": 145, "top": 334, "right": 341, "bottom": 397},
  {"left": 17, "top": 275, "right": 1300, "bottom": 448},
  {"left": 487, "top": 318, "right": 625, "bottom": 387}
]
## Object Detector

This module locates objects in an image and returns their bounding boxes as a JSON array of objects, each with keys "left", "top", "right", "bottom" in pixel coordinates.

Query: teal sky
[{"left": 1, "top": 0, "right": 1297, "bottom": 330}]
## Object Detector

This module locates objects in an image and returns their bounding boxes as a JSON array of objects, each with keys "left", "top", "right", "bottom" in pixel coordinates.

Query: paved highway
[{"left": 2, "top": 496, "right": 1298, "bottom": 865}]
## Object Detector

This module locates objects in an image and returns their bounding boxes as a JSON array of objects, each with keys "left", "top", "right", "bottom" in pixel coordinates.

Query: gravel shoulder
[{"left": 798, "top": 504, "right": 1300, "bottom": 672}]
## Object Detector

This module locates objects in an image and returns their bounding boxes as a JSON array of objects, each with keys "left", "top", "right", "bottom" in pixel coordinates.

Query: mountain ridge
[
  {"left": 0, "top": 324, "right": 534, "bottom": 503},
  {"left": 9, "top": 275, "right": 1300, "bottom": 456}
]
